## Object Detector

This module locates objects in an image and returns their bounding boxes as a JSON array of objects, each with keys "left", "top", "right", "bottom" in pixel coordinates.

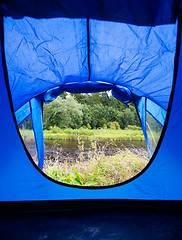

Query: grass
[
  {"left": 20, "top": 126, "right": 161, "bottom": 142},
  {"left": 43, "top": 138, "right": 149, "bottom": 186},
  {"left": 19, "top": 127, "right": 150, "bottom": 187},
  {"left": 43, "top": 127, "right": 145, "bottom": 141}
]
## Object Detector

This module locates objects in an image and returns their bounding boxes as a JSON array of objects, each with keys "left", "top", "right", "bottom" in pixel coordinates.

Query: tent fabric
[
  {"left": 134, "top": 97, "right": 167, "bottom": 154},
  {"left": 111, "top": 86, "right": 132, "bottom": 105},
  {"left": 0, "top": 0, "right": 178, "bottom": 26},
  {"left": 4, "top": 17, "right": 177, "bottom": 112},
  {"left": 0, "top": 21, "right": 181, "bottom": 201},
  {"left": 135, "top": 97, "right": 151, "bottom": 153},
  {"left": 30, "top": 98, "right": 44, "bottom": 170},
  {"left": 0, "top": 1, "right": 182, "bottom": 203},
  {"left": 146, "top": 98, "right": 166, "bottom": 126},
  {"left": 15, "top": 101, "right": 30, "bottom": 125}
]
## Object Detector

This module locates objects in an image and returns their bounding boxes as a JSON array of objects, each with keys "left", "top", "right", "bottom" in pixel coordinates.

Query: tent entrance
[{"left": 18, "top": 87, "right": 165, "bottom": 187}]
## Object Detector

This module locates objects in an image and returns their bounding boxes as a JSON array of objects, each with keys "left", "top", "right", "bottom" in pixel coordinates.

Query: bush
[
  {"left": 49, "top": 126, "right": 62, "bottom": 133},
  {"left": 98, "top": 117, "right": 107, "bottom": 128},
  {"left": 86, "top": 123, "right": 91, "bottom": 129},
  {"left": 109, "top": 122, "right": 120, "bottom": 130},
  {"left": 103, "top": 124, "right": 107, "bottom": 129},
  {"left": 125, "top": 125, "right": 142, "bottom": 130}
]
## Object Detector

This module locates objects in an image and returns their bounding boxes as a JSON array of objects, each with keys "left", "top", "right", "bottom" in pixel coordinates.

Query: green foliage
[
  {"left": 43, "top": 128, "right": 144, "bottom": 141},
  {"left": 109, "top": 96, "right": 126, "bottom": 111},
  {"left": 86, "top": 123, "right": 91, "bottom": 129},
  {"left": 43, "top": 92, "right": 141, "bottom": 130},
  {"left": 125, "top": 125, "right": 142, "bottom": 130},
  {"left": 104, "top": 106, "right": 117, "bottom": 122},
  {"left": 82, "top": 104, "right": 92, "bottom": 127},
  {"left": 116, "top": 111, "right": 125, "bottom": 129},
  {"left": 124, "top": 108, "right": 135, "bottom": 126},
  {"left": 43, "top": 96, "right": 83, "bottom": 130},
  {"left": 98, "top": 118, "right": 107, "bottom": 128},
  {"left": 87, "top": 92, "right": 103, "bottom": 106},
  {"left": 48, "top": 126, "right": 62, "bottom": 133},
  {"left": 44, "top": 139, "right": 149, "bottom": 186},
  {"left": 90, "top": 104, "right": 105, "bottom": 128},
  {"left": 103, "top": 124, "right": 107, "bottom": 129},
  {"left": 109, "top": 122, "right": 120, "bottom": 130},
  {"left": 72, "top": 93, "right": 88, "bottom": 104}
]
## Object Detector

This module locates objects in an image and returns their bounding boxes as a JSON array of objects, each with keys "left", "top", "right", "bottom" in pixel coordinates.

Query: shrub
[
  {"left": 49, "top": 126, "right": 62, "bottom": 133},
  {"left": 125, "top": 125, "right": 142, "bottom": 130},
  {"left": 86, "top": 123, "right": 91, "bottom": 129},
  {"left": 109, "top": 121, "right": 120, "bottom": 130},
  {"left": 98, "top": 117, "right": 107, "bottom": 128}
]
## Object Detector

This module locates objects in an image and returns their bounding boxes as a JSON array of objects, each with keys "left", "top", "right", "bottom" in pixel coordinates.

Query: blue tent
[{"left": 0, "top": 0, "right": 182, "bottom": 238}]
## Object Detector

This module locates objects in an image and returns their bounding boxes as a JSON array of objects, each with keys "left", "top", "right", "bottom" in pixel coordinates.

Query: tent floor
[{"left": 0, "top": 206, "right": 182, "bottom": 240}]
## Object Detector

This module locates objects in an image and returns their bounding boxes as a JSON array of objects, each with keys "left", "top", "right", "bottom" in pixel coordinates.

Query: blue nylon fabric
[
  {"left": 15, "top": 101, "right": 30, "bottom": 125},
  {"left": 42, "top": 87, "right": 63, "bottom": 103},
  {"left": 1, "top": 22, "right": 182, "bottom": 200},
  {"left": 30, "top": 98, "right": 44, "bottom": 170},
  {"left": 146, "top": 99, "right": 166, "bottom": 126},
  {"left": 111, "top": 86, "right": 132, "bottom": 105},
  {"left": 0, "top": 0, "right": 177, "bottom": 26},
  {"left": 4, "top": 17, "right": 88, "bottom": 111},
  {"left": 4, "top": 17, "right": 177, "bottom": 112},
  {"left": 135, "top": 97, "right": 153, "bottom": 155},
  {"left": 1, "top": 5, "right": 182, "bottom": 201},
  {"left": 136, "top": 97, "right": 165, "bottom": 153},
  {"left": 62, "top": 81, "right": 112, "bottom": 93},
  {"left": 90, "top": 20, "right": 177, "bottom": 110}
]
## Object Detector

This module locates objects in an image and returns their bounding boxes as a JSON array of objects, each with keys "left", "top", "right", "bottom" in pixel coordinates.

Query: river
[{"left": 24, "top": 138, "right": 149, "bottom": 164}]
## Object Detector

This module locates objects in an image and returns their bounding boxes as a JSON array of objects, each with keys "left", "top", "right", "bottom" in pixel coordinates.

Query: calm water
[{"left": 25, "top": 138, "right": 148, "bottom": 163}]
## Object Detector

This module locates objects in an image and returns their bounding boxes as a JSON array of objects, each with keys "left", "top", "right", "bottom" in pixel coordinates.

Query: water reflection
[{"left": 24, "top": 138, "right": 148, "bottom": 164}]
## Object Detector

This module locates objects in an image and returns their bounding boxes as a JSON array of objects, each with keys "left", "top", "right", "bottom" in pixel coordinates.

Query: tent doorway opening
[{"left": 18, "top": 91, "right": 163, "bottom": 187}]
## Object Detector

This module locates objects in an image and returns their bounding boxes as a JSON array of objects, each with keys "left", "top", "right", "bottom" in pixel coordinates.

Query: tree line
[{"left": 43, "top": 92, "right": 141, "bottom": 130}]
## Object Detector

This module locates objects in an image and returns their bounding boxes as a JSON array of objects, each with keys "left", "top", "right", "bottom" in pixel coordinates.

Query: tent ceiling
[
  {"left": 0, "top": 0, "right": 178, "bottom": 26},
  {"left": 4, "top": 17, "right": 177, "bottom": 111}
]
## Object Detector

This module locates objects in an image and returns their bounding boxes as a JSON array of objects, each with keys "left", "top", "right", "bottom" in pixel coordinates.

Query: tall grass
[
  {"left": 43, "top": 138, "right": 149, "bottom": 186},
  {"left": 20, "top": 128, "right": 149, "bottom": 186}
]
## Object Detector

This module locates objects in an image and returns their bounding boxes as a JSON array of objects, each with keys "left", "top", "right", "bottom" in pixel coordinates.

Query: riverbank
[
  {"left": 44, "top": 146, "right": 149, "bottom": 186},
  {"left": 43, "top": 127, "right": 145, "bottom": 141},
  {"left": 20, "top": 127, "right": 149, "bottom": 186},
  {"left": 20, "top": 127, "right": 145, "bottom": 141}
]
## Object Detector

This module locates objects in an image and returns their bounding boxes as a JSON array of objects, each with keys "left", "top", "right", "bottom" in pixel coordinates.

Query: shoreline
[
  {"left": 20, "top": 128, "right": 145, "bottom": 141},
  {"left": 43, "top": 128, "right": 145, "bottom": 141}
]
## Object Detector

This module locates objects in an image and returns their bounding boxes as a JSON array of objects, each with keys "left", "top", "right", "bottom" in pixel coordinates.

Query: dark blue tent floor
[{"left": 0, "top": 206, "right": 182, "bottom": 240}]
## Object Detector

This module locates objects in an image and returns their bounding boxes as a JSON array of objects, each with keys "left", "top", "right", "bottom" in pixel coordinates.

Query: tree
[
  {"left": 82, "top": 104, "right": 92, "bottom": 127},
  {"left": 43, "top": 92, "right": 141, "bottom": 130},
  {"left": 72, "top": 93, "right": 88, "bottom": 104},
  {"left": 116, "top": 111, "right": 126, "bottom": 129},
  {"left": 87, "top": 92, "right": 103, "bottom": 106},
  {"left": 104, "top": 106, "right": 117, "bottom": 123},
  {"left": 43, "top": 96, "right": 83, "bottom": 129},
  {"left": 124, "top": 108, "right": 135, "bottom": 126},
  {"left": 108, "top": 96, "right": 126, "bottom": 111},
  {"left": 90, "top": 104, "right": 105, "bottom": 128}
]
